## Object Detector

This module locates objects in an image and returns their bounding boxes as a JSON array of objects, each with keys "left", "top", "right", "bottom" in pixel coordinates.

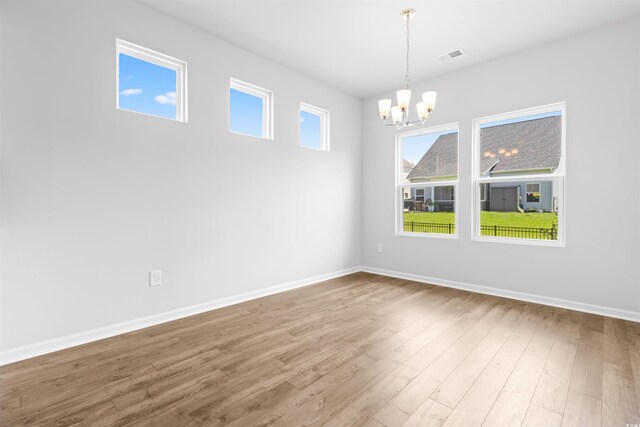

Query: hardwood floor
[{"left": 1, "top": 272, "right": 639, "bottom": 426}]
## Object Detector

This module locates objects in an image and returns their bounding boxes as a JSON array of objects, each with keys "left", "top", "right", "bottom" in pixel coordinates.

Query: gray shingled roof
[
  {"left": 406, "top": 115, "right": 561, "bottom": 181},
  {"left": 406, "top": 132, "right": 457, "bottom": 180},
  {"left": 480, "top": 115, "right": 561, "bottom": 175}
]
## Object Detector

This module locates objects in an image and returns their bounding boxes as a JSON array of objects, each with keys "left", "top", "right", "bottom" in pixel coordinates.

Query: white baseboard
[
  {"left": 361, "top": 266, "right": 640, "bottom": 322},
  {"left": 0, "top": 266, "right": 361, "bottom": 366},
  {"left": 4, "top": 264, "right": 637, "bottom": 366}
]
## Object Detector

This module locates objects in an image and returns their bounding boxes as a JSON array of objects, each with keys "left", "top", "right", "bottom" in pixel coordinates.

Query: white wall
[
  {"left": 0, "top": 1, "right": 362, "bottom": 355},
  {"left": 2, "top": 2, "right": 638, "bottom": 362},
  {"left": 362, "top": 17, "right": 640, "bottom": 314}
]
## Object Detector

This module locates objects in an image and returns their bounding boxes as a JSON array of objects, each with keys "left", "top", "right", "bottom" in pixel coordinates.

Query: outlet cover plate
[{"left": 149, "top": 270, "right": 162, "bottom": 287}]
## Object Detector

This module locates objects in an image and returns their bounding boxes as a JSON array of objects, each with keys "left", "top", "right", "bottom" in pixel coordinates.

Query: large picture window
[
  {"left": 472, "top": 103, "right": 565, "bottom": 245},
  {"left": 397, "top": 124, "right": 459, "bottom": 237}
]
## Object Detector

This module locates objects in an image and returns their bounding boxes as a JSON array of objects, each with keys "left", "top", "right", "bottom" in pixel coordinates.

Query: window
[
  {"left": 229, "top": 78, "right": 273, "bottom": 139},
  {"left": 299, "top": 103, "right": 329, "bottom": 151},
  {"left": 434, "top": 186, "right": 455, "bottom": 202},
  {"left": 526, "top": 183, "right": 541, "bottom": 203},
  {"left": 116, "top": 39, "right": 187, "bottom": 122},
  {"left": 472, "top": 103, "right": 565, "bottom": 245},
  {"left": 397, "top": 124, "right": 459, "bottom": 237}
]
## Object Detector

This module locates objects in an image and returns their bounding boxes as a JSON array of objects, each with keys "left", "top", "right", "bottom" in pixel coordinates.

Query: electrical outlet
[
  {"left": 149, "top": 270, "right": 162, "bottom": 287},
  {"left": 377, "top": 243, "right": 383, "bottom": 253}
]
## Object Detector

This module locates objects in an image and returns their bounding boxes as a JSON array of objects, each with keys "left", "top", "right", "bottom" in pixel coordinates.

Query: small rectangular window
[
  {"left": 116, "top": 39, "right": 187, "bottom": 122},
  {"left": 526, "top": 183, "right": 541, "bottom": 203},
  {"left": 397, "top": 124, "right": 459, "bottom": 238},
  {"left": 229, "top": 78, "right": 273, "bottom": 139},
  {"left": 299, "top": 103, "right": 329, "bottom": 151},
  {"left": 472, "top": 103, "right": 565, "bottom": 245}
]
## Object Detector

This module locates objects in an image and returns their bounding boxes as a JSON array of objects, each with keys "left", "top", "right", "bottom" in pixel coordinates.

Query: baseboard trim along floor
[
  {"left": 2, "top": 265, "right": 638, "bottom": 365},
  {"left": 0, "top": 266, "right": 361, "bottom": 366},
  {"left": 361, "top": 266, "right": 640, "bottom": 323},
  {"left": 3, "top": 271, "right": 638, "bottom": 425}
]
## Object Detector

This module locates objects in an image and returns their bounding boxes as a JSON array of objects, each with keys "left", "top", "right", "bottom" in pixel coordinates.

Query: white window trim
[
  {"left": 471, "top": 102, "right": 566, "bottom": 247},
  {"left": 116, "top": 39, "right": 187, "bottom": 122},
  {"left": 526, "top": 182, "right": 542, "bottom": 203},
  {"left": 299, "top": 102, "right": 330, "bottom": 151},
  {"left": 229, "top": 78, "right": 273, "bottom": 140},
  {"left": 396, "top": 123, "right": 460, "bottom": 239}
]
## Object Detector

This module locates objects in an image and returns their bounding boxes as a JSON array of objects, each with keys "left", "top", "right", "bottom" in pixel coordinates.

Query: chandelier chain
[{"left": 405, "top": 14, "right": 410, "bottom": 89}]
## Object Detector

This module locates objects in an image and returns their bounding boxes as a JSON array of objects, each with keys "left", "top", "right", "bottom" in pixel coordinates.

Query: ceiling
[{"left": 139, "top": 1, "right": 640, "bottom": 98}]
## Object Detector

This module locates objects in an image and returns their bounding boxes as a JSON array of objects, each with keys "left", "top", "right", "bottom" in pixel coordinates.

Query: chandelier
[{"left": 378, "top": 9, "right": 437, "bottom": 128}]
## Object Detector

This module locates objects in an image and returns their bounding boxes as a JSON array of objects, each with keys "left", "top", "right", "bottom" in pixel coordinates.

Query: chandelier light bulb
[
  {"left": 378, "top": 99, "right": 392, "bottom": 119},
  {"left": 391, "top": 106, "right": 403, "bottom": 124},
  {"left": 422, "top": 91, "right": 437, "bottom": 112},
  {"left": 416, "top": 102, "right": 429, "bottom": 121},
  {"left": 396, "top": 90, "right": 411, "bottom": 111}
]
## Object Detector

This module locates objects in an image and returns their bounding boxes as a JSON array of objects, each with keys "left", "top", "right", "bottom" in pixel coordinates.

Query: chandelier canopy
[{"left": 378, "top": 9, "right": 437, "bottom": 128}]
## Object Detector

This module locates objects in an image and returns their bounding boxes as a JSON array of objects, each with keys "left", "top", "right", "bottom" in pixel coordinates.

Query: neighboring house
[
  {"left": 479, "top": 115, "right": 560, "bottom": 212},
  {"left": 406, "top": 132, "right": 457, "bottom": 211},
  {"left": 407, "top": 116, "right": 561, "bottom": 212},
  {"left": 401, "top": 159, "right": 415, "bottom": 200}
]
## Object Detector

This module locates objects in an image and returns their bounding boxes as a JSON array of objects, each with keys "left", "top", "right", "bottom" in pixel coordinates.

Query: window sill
[
  {"left": 396, "top": 231, "right": 459, "bottom": 240},
  {"left": 471, "top": 235, "right": 565, "bottom": 247}
]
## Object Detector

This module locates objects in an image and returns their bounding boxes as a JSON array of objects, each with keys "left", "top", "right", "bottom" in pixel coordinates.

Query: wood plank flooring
[{"left": 1, "top": 272, "right": 639, "bottom": 426}]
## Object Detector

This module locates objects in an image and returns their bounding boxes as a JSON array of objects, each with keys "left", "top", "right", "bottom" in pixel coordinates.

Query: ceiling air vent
[{"left": 436, "top": 49, "right": 466, "bottom": 64}]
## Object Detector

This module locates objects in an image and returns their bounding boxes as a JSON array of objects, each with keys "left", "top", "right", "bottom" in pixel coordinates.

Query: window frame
[
  {"left": 299, "top": 102, "right": 330, "bottom": 151},
  {"left": 471, "top": 102, "right": 566, "bottom": 247},
  {"left": 116, "top": 39, "right": 187, "bottom": 122},
  {"left": 396, "top": 122, "right": 460, "bottom": 240},
  {"left": 229, "top": 78, "right": 274, "bottom": 140}
]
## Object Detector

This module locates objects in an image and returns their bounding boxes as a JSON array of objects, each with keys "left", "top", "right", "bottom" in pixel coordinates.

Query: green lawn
[
  {"left": 403, "top": 212, "right": 455, "bottom": 225},
  {"left": 403, "top": 211, "right": 557, "bottom": 239},
  {"left": 404, "top": 211, "right": 556, "bottom": 228}
]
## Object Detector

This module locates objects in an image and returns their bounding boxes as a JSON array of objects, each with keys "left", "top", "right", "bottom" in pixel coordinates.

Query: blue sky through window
[
  {"left": 230, "top": 89, "right": 263, "bottom": 138},
  {"left": 480, "top": 111, "right": 561, "bottom": 128},
  {"left": 403, "top": 130, "right": 457, "bottom": 166},
  {"left": 118, "top": 53, "right": 177, "bottom": 120},
  {"left": 300, "top": 110, "right": 322, "bottom": 149}
]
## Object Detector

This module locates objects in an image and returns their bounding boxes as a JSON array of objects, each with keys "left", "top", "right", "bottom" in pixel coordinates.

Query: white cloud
[
  {"left": 154, "top": 91, "right": 177, "bottom": 106},
  {"left": 119, "top": 88, "right": 142, "bottom": 96},
  {"left": 300, "top": 116, "right": 305, "bottom": 123}
]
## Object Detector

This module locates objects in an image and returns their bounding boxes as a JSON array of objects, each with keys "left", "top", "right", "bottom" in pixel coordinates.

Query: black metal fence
[
  {"left": 480, "top": 224, "right": 557, "bottom": 240},
  {"left": 404, "top": 222, "right": 455, "bottom": 234},
  {"left": 404, "top": 222, "right": 558, "bottom": 240}
]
